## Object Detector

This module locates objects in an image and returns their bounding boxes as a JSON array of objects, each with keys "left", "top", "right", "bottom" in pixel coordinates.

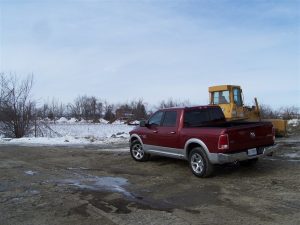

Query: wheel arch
[
  {"left": 184, "top": 138, "right": 210, "bottom": 159},
  {"left": 130, "top": 134, "right": 144, "bottom": 145}
]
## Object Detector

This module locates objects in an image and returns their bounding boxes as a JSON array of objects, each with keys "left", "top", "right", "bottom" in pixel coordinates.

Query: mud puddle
[
  {"left": 72, "top": 183, "right": 224, "bottom": 216},
  {"left": 58, "top": 175, "right": 174, "bottom": 214}
]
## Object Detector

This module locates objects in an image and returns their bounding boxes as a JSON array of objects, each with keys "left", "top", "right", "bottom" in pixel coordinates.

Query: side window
[
  {"left": 162, "top": 111, "right": 177, "bottom": 127},
  {"left": 148, "top": 111, "right": 164, "bottom": 126},
  {"left": 233, "top": 88, "right": 242, "bottom": 107}
]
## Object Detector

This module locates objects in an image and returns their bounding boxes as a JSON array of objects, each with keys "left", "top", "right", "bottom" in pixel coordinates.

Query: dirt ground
[{"left": 1, "top": 133, "right": 300, "bottom": 225}]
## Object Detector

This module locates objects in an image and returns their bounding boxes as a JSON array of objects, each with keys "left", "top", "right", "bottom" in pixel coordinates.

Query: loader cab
[{"left": 209, "top": 85, "right": 245, "bottom": 119}]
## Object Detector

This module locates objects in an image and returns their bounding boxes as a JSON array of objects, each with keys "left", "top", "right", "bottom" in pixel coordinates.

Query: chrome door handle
[
  {"left": 170, "top": 131, "right": 176, "bottom": 134},
  {"left": 153, "top": 130, "right": 158, "bottom": 133}
]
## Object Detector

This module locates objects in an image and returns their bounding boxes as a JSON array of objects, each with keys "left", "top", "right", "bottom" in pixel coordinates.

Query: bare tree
[
  {"left": 0, "top": 74, "right": 35, "bottom": 138},
  {"left": 157, "top": 98, "right": 190, "bottom": 109},
  {"left": 130, "top": 99, "right": 147, "bottom": 120},
  {"left": 96, "top": 101, "right": 104, "bottom": 119},
  {"left": 68, "top": 95, "right": 103, "bottom": 121},
  {"left": 279, "top": 106, "right": 299, "bottom": 120},
  {"left": 259, "top": 104, "right": 279, "bottom": 119},
  {"left": 104, "top": 104, "right": 115, "bottom": 122}
]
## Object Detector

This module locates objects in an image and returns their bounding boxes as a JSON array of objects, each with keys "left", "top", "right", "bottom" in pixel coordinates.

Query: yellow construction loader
[{"left": 208, "top": 85, "right": 287, "bottom": 136}]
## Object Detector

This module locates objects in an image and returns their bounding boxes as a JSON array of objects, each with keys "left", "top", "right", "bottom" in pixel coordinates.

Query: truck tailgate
[{"left": 226, "top": 122, "right": 274, "bottom": 153}]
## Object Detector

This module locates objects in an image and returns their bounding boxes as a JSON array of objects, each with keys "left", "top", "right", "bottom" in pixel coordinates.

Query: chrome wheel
[
  {"left": 191, "top": 153, "right": 204, "bottom": 174},
  {"left": 132, "top": 143, "right": 144, "bottom": 160}
]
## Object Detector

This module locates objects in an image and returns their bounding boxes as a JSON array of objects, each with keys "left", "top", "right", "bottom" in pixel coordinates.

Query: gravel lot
[{"left": 0, "top": 133, "right": 300, "bottom": 225}]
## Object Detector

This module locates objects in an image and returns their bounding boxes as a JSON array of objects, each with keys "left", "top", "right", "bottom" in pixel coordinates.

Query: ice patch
[
  {"left": 61, "top": 176, "right": 132, "bottom": 197},
  {"left": 284, "top": 152, "right": 300, "bottom": 158},
  {"left": 67, "top": 167, "right": 89, "bottom": 170},
  {"left": 25, "top": 170, "right": 37, "bottom": 176}
]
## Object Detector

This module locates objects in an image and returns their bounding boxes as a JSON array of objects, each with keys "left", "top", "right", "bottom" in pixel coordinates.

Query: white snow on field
[
  {"left": 0, "top": 123, "right": 136, "bottom": 146},
  {"left": 288, "top": 119, "right": 300, "bottom": 127}
]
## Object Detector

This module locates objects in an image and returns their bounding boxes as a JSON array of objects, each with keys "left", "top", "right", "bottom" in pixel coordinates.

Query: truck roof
[
  {"left": 208, "top": 85, "right": 241, "bottom": 92},
  {"left": 161, "top": 105, "right": 221, "bottom": 111}
]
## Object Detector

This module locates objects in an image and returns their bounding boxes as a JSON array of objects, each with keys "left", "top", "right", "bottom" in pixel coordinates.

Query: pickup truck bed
[{"left": 129, "top": 106, "right": 275, "bottom": 177}]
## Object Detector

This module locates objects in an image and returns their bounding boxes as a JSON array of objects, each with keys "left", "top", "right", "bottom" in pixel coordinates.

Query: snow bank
[
  {"left": 112, "top": 120, "right": 126, "bottom": 125},
  {"left": 78, "top": 119, "right": 87, "bottom": 123},
  {"left": 129, "top": 120, "right": 140, "bottom": 125},
  {"left": 288, "top": 119, "right": 300, "bottom": 127},
  {"left": 56, "top": 117, "right": 68, "bottom": 123},
  {"left": 0, "top": 124, "right": 135, "bottom": 147},
  {"left": 68, "top": 118, "right": 78, "bottom": 123},
  {"left": 49, "top": 124, "right": 132, "bottom": 139},
  {"left": 99, "top": 118, "right": 109, "bottom": 124}
]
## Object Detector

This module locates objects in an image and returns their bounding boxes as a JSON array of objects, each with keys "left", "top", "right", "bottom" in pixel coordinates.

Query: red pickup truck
[{"left": 129, "top": 106, "right": 275, "bottom": 177}]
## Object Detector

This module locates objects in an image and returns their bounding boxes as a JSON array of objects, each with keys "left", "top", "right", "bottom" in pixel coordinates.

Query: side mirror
[{"left": 139, "top": 120, "right": 147, "bottom": 127}]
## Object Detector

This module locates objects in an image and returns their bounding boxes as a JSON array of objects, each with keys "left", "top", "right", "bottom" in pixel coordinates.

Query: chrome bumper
[{"left": 208, "top": 146, "right": 276, "bottom": 164}]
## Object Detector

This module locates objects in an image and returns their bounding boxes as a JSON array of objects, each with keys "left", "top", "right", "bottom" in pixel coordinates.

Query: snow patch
[
  {"left": 99, "top": 118, "right": 109, "bottom": 124},
  {"left": 68, "top": 118, "right": 78, "bottom": 123},
  {"left": 112, "top": 120, "right": 126, "bottom": 125},
  {"left": 56, "top": 117, "right": 68, "bottom": 123},
  {"left": 288, "top": 119, "right": 300, "bottom": 127},
  {"left": 129, "top": 120, "right": 140, "bottom": 125}
]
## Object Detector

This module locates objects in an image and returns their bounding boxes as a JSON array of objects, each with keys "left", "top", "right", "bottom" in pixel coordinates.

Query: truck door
[
  {"left": 156, "top": 110, "right": 180, "bottom": 149},
  {"left": 142, "top": 111, "right": 164, "bottom": 146}
]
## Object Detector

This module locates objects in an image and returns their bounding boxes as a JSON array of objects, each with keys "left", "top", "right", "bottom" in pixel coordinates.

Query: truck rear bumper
[{"left": 209, "top": 146, "right": 275, "bottom": 164}]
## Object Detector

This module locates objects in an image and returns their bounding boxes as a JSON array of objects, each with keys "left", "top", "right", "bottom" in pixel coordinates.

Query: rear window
[
  {"left": 162, "top": 111, "right": 177, "bottom": 127},
  {"left": 184, "top": 108, "right": 225, "bottom": 127}
]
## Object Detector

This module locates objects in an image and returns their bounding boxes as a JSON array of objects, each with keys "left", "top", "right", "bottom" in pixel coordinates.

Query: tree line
[
  {"left": 0, "top": 74, "right": 190, "bottom": 137},
  {"left": 0, "top": 74, "right": 299, "bottom": 138}
]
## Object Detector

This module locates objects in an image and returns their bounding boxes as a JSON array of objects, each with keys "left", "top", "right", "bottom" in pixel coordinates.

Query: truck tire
[
  {"left": 189, "top": 147, "right": 214, "bottom": 178},
  {"left": 130, "top": 140, "right": 150, "bottom": 162}
]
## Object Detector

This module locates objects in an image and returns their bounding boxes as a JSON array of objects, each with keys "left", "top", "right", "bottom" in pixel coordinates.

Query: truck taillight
[
  {"left": 272, "top": 127, "right": 275, "bottom": 141},
  {"left": 218, "top": 134, "right": 229, "bottom": 150}
]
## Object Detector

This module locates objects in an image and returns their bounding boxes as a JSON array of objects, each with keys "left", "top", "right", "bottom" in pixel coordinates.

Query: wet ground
[{"left": 0, "top": 133, "right": 300, "bottom": 225}]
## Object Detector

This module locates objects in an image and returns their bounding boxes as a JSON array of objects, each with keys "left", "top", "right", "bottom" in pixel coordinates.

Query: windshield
[{"left": 212, "top": 91, "right": 230, "bottom": 104}]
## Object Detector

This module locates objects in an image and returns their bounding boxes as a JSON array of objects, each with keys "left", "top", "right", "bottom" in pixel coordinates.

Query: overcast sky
[{"left": 0, "top": 0, "right": 299, "bottom": 108}]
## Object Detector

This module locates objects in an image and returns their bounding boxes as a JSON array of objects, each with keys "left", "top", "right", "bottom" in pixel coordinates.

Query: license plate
[{"left": 248, "top": 148, "right": 257, "bottom": 156}]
